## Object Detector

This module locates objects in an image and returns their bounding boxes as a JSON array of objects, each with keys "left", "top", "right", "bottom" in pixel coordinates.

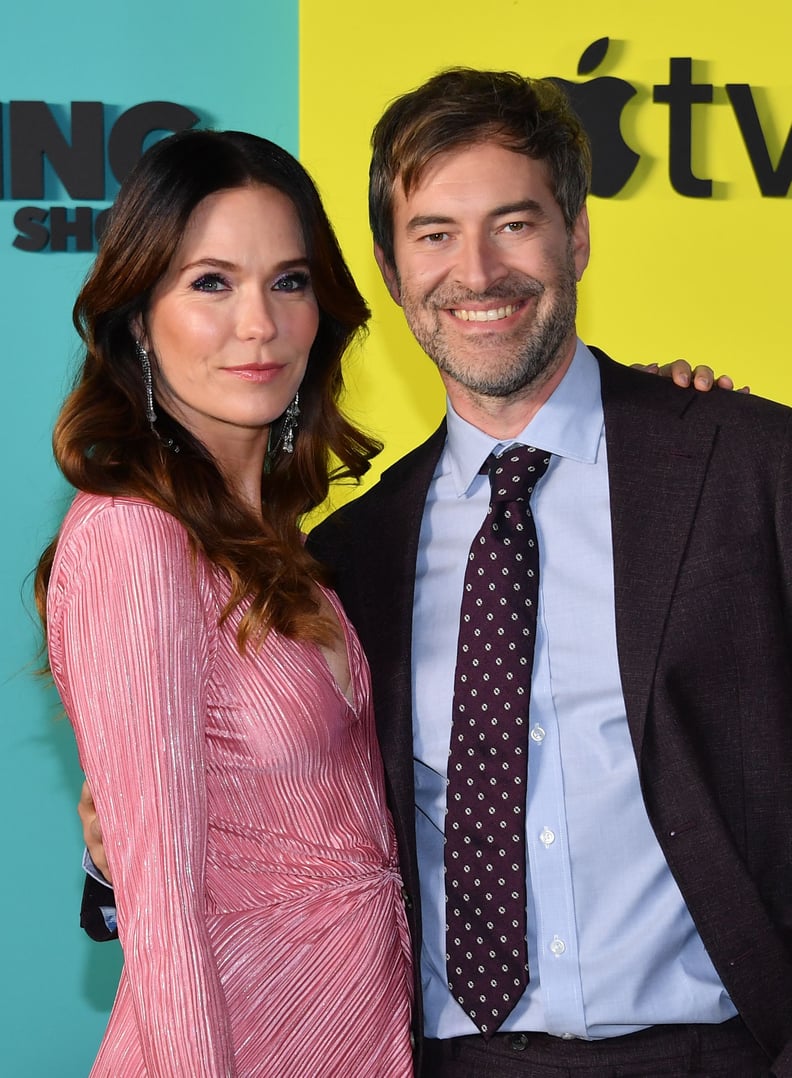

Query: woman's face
[{"left": 141, "top": 183, "right": 319, "bottom": 465}]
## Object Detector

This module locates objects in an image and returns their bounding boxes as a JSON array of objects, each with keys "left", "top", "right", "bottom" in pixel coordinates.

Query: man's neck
[{"left": 442, "top": 340, "right": 577, "bottom": 440}]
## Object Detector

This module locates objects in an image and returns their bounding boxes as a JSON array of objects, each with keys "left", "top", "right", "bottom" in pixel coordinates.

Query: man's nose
[{"left": 452, "top": 236, "right": 509, "bottom": 294}]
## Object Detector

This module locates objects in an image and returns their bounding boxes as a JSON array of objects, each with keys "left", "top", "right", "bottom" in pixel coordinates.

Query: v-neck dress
[{"left": 47, "top": 492, "right": 413, "bottom": 1077}]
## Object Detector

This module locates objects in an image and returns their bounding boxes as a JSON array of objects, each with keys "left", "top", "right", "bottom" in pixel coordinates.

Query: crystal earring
[
  {"left": 136, "top": 340, "right": 157, "bottom": 427},
  {"left": 281, "top": 392, "right": 300, "bottom": 454},
  {"left": 135, "top": 339, "right": 179, "bottom": 452}
]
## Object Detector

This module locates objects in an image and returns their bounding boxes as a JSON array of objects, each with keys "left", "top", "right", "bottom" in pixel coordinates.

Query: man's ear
[
  {"left": 373, "top": 243, "right": 402, "bottom": 306},
  {"left": 572, "top": 205, "right": 590, "bottom": 282}
]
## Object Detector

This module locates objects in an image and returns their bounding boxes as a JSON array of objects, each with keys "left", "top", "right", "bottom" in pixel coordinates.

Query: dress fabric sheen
[{"left": 47, "top": 492, "right": 413, "bottom": 1077}]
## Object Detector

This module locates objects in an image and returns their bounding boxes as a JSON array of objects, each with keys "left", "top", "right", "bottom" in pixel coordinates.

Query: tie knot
[{"left": 487, "top": 445, "right": 551, "bottom": 503}]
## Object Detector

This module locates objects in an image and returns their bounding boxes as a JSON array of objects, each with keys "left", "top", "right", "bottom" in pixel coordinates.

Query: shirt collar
[{"left": 444, "top": 339, "right": 604, "bottom": 497}]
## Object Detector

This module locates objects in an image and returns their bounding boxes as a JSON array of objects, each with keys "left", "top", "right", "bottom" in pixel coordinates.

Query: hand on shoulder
[{"left": 634, "top": 359, "right": 749, "bottom": 394}]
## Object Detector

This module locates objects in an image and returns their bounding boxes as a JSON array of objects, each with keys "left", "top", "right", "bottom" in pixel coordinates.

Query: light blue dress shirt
[{"left": 412, "top": 341, "right": 736, "bottom": 1040}]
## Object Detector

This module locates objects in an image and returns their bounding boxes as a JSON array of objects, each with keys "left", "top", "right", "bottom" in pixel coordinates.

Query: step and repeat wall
[{"left": 0, "top": 0, "right": 788, "bottom": 1072}]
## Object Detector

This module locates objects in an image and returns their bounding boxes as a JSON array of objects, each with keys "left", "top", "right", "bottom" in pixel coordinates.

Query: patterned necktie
[{"left": 444, "top": 444, "right": 551, "bottom": 1038}]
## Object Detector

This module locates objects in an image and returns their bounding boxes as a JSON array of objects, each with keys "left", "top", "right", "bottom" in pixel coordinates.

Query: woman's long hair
[{"left": 35, "top": 129, "right": 380, "bottom": 649}]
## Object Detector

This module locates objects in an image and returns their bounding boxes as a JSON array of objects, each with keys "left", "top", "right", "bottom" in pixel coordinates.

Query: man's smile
[{"left": 449, "top": 302, "right": 523, "bottom": 322}]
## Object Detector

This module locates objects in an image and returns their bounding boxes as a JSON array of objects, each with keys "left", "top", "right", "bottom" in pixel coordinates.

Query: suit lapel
[
  {"left": 596, "top": 350, "right": 719, "bottom": 761},
  {"left": 354, "top": 424, "right": 447, "bottom": 811}
]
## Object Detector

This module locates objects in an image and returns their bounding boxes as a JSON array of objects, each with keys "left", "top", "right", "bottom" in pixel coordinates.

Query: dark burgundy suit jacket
[{"left": 308, "top": 348, "right": 792, "bottom": 1074}]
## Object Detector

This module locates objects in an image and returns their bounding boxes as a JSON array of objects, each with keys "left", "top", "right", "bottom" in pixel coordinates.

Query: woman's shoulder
[
  {"left": 51, "top": 492, "right": 197, "bottom": 601},
  {"left": 60, "top": 490, "right": 189, "bottom": 549}
]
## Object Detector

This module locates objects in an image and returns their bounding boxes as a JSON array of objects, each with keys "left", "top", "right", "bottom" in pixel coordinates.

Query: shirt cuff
[{"left": 82, "top": 847, "right": 113, "bottom": 889}]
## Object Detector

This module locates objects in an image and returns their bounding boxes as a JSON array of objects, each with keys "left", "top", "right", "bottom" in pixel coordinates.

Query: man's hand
[
  {"left": 78, "top": 780, "right": 112, "bottom": 884},
  {"left": 634, "top": 360, "right": 750, "bottom": 393}
]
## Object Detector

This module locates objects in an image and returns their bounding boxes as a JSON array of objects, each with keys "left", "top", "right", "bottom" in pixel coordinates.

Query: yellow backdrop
[{"left": 300, "top": 0, "right": 791, "bottom": 501}]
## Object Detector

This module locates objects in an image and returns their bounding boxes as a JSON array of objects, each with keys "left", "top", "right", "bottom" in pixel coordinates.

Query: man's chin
[{"left": 438, "top": 366, "right": 546, "bottom": 400}]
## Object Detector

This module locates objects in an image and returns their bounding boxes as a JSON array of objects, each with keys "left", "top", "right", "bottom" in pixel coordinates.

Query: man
[
  {"left": 306, "top": 70, "right": 792, "bottom": 1076},
  {"left": 80, "top": 69, "right": 779, "bottom": 1076}
]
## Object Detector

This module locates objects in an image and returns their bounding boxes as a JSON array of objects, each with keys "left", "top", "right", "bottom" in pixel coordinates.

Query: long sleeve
[{"left": 48, "top": 495, "right": 236, "bottom": 1077}]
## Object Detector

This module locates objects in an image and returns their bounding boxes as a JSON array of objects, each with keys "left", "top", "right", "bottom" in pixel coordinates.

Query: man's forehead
[{"left": 394, "top": 142, "right": 554, "bottom": 210}]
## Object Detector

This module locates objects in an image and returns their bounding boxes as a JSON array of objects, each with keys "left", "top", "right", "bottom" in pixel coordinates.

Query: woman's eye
[
  {"left": 191, "top": 273, "right": 229, "bottom": 292},
  {"left": 273, "top": 271, "right": 311, "bottom": 293}
]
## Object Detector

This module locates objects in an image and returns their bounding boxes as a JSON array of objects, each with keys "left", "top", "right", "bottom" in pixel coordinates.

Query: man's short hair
[{"left": 369, "top": 67, "right": 592, "bottom": 267}]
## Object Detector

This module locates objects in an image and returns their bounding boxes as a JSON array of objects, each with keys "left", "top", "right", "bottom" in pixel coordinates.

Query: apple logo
[{"left": 548, "top": 38, "right": 639, "bottom": 197}]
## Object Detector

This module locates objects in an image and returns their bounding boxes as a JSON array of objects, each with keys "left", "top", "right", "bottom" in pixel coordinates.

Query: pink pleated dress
[{"left": 47, "top": 492, "right": 413, "bottom": 1077}]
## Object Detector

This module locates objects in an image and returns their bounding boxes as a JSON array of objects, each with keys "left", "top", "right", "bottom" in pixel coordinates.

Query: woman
[{"left": 36, "top": 130, "right": 413, "bottom": 1077}]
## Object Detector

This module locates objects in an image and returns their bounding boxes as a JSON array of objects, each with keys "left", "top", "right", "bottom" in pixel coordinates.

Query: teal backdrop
[{"left": 0, "top": 3, "right": 298, "bottom": 1073}]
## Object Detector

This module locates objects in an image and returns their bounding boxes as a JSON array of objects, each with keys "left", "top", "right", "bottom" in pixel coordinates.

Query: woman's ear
[{"left": 130, "top": 316, "right": 147, "bottom": 350}]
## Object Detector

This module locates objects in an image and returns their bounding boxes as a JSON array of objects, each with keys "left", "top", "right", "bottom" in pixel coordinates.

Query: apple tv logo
[
  {"left": 548, "top": 37, "right": 639, "bottom": 198},
  {"left": 548, "top": 37, "right": 791, "bottom": 199}
]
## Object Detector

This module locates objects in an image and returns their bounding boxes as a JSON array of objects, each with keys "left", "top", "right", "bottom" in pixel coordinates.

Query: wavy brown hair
[
  {"left": 36, "top": 129, "right": 380, "bottom": 650},
  {"left": 369, "top": 68, "right": 592, "bottom": 268}
]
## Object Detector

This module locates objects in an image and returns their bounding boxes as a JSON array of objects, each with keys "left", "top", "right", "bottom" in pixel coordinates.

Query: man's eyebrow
[
  {"left": 490, "top": 199, "right": 546, "bottom": 218},
  {"left": 405, "top": 215, "right": 455, "bottom": 234}
]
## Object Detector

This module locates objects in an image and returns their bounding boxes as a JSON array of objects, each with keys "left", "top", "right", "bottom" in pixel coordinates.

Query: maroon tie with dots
[{"left": 444, "top": 445, "right": 551, "bottom": 1039}]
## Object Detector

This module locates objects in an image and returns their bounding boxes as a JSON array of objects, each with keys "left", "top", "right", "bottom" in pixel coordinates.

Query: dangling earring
[
  {"left": 135, "top": 339, "right": 179, "bottom": 453},
  {"left": 265, "top": 392, "right": 301, "bottom": 472},
  {"left": 136, "top": 341, "right": 157, "bottom": 427},
  {"left": 281, "top": 392, "right": 300, "bottom": 454}
]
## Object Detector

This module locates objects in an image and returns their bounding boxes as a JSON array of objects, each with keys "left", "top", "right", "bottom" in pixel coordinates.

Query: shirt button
[
  {"left": 549, "top": 935, "right": 566, "bottom": 956},
  {"left": 539, "top": 828, "right": 555, "bottom": 847},
  {"left": 560, "top": 1033, "right": 576, "bottom": 1040},
  {"left": 530, "top": 725, "right": 546, "bottom": 743}
]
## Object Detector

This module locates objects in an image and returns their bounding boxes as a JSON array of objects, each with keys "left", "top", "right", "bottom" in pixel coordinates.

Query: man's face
[{"left": 376, "top": 141, "right": 590, "bottom": 402}]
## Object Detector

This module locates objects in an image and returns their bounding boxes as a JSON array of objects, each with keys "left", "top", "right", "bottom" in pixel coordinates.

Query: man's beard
[{"left": 399, "top": 256, "right": 578, "bottom": 400}]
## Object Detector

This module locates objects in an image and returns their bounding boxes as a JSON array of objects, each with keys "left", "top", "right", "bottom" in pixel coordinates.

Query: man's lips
[{"left": 449, "top": 302, "right": 523, "bottom": 323}]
